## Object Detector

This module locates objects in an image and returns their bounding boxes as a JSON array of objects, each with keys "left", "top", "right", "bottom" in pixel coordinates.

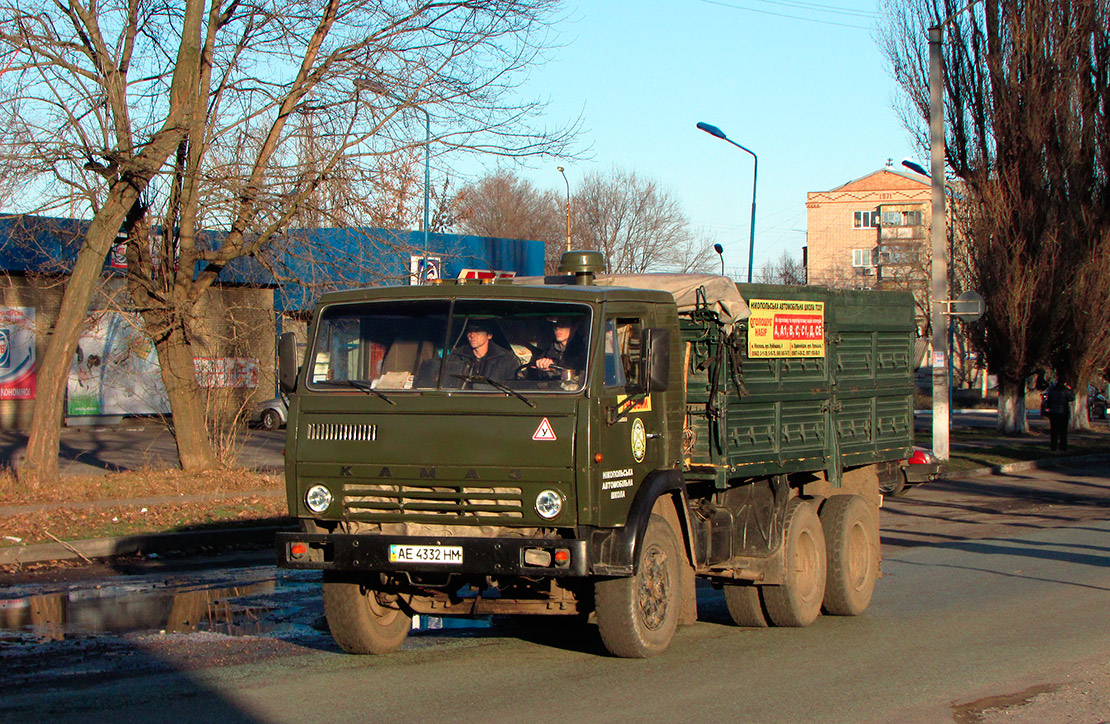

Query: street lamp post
[
  {"left": 557, "top": 166, "right": 571, "bottom": 252},
  {"left": 928, "top": 25, "right": 949, "bottom": 461},
  {"left": 914, "top": 1, "right": 983, "bottom": 460},
  {"left": 697, "top": 121, "right": 758, "bottom": 283},
  {"left": 714, "top": 243, "right": 725, "bottom": 275},
  {"left": 356, "top": 77, "right": 432, "bottom": 282}
]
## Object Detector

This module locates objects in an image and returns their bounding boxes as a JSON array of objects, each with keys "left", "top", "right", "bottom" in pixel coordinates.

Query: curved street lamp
[
  {"left": 697, "top": 121, "right": 758, "bottom": 283},
  {"left": 557, "top": 166, "right": 571, "bottom": 252}
]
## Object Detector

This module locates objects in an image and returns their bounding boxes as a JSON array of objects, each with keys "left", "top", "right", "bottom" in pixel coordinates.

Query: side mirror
[
  {"left": 278, "top": 332, "right": 299, "bottom": 394},
  {"left": 643, "top": 327, "right": 671, "bottom": 392}
]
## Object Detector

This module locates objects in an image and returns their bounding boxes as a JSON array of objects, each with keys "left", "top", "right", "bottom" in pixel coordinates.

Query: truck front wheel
[
  {"left": 323, "top": 572, "right": 412, "bottom": 654},
  {"left": 820, "top": 494, "right": 879, "bottom": 616},
  {"left": 762, "top": 498, "right": 827, "bottom": 627},
  {"left": 596, "top": 514, "right": 681, "bottom": 658}
]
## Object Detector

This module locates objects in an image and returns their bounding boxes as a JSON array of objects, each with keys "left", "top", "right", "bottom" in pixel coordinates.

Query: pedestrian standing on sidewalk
[{"left": 1045, "top": 380, "right": 1075, "bottom": 451}]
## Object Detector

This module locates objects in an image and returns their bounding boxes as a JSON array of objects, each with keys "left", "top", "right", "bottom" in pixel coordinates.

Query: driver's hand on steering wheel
[{"left": 535, "top": 357, "right": 556, "bottom": 370}]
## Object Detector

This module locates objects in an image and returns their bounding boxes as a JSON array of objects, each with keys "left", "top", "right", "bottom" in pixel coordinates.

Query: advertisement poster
[
  {"left": 67, "top": 312, "right": 171, "bottom": 416},
  {"left": 746, "top": 299, "right": 826, "bottom": 358},
  {"left": 0, "top": 306, "right": 36, "bottom": 400},
  {"left": 194, "top": 358, "right": 259, "bottom": 389}
]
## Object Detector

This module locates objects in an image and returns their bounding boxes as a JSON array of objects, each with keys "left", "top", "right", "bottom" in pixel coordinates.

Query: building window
[
  {"left": 852, "top": 248, "right": 875, "bottom": 267},
  {"left": 853, "top": 210, "right": 879, "bottom": 229},
  {"left": 880, "top": 210, "right": 923, "bottom": 227}
]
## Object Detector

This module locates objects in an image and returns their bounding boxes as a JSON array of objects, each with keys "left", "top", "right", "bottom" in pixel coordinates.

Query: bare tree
[
  {"left": 452, "top": 168, "right": 565, "bottom": 270},
  {"left": 2, "top": 0, "right": 208, "bottom": 481},
  {"left": 1, "top": 0, "right": 576, "bottom": 477},
  {"left": 880, "top": 0, "right": 1110, "bottom": 432},
  {"left": 573, "top": 167, "right": 695, "bottom": 274},
  {"left": 755, "top": 251, "right": 806, "bottom": 285}
]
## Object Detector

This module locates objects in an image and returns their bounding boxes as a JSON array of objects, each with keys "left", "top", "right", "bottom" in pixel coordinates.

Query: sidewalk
[{"left": 0, "top": 421, "right": 284, "bottom": 477}]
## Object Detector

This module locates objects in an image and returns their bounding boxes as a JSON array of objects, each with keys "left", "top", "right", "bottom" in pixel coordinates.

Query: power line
[{"left": 700, "top": 0, "right": 875, "bottom": 30}]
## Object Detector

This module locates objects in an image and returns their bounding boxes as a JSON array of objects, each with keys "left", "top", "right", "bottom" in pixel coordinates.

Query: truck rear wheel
[
  {"left": 820, "top": 494, "right": 879, "bottom": 616},
  {"left": 595, "top": 514, "right": 681, "bottom": 658},
  {"left": 323, "top": 573, "right": 412, "bottom": 654},
  {"left": 722, "top": 583, "right": 769, "bottom": 627},
  {"left": 762, "top": 498, "right": 826, "bottom": 627}
]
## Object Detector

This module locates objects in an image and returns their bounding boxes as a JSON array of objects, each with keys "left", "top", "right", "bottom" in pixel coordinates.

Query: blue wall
[
  {"left": 262, "top": 227, "right": 545, "bottom": 311},
  {"left": 1, "top": 216, "right": 545, "bottom": 312}
]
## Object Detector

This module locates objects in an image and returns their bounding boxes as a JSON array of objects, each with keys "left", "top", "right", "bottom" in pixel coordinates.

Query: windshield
[{"left": 308, "top": 299, "right": 592, "bottom": 393}]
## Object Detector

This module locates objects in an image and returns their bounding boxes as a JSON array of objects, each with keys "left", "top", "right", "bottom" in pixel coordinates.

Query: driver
[
  {"left": 442, "top": 320, "right": 519, "bottom": 383},
  {"left": 531, "top": 317, "right": 586, "bottom": 378}
]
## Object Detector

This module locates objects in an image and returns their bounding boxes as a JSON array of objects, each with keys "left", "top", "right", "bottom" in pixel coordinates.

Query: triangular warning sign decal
[{"left": 532, "top": 417, "right": 557, "bottom": 441}]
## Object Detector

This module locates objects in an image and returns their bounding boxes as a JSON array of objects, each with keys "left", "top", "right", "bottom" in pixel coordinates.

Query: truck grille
[
  {"left": 307, "top": 423, "right": 377, "bottom": 441},
  {"left": 343, "top": 482, "right": 524, "bottom": 521}
]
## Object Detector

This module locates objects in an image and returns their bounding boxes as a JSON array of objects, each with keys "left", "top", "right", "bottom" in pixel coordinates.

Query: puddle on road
[{"left": 0, "top": 568, "right": 492, "bottom": 644}]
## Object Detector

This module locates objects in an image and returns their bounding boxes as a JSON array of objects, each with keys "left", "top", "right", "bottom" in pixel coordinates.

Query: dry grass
[
  {"left": 0, "top": 467, "right": 280, "bottom": 506},
  {"left": 2, "top": 494, "right": 288, "bottom": 547},
  {"left": 0, "top": 467, "right": 288, "bottom": 548}
]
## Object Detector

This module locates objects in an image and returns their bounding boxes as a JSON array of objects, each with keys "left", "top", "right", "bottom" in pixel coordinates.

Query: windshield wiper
[
  {"left": 317, "top": 379, "right": 396, "bottom": 405},
  {"left": 451, "top": 374, "right": 535, "bottom": 408}
]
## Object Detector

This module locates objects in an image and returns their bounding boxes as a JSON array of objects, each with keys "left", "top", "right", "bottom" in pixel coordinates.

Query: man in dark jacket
[
  {"left": 440, "top": 320, "right": 519, "bottom": 386},
  {"left": 1044, "top": 380, "right": 1075, "bottom": 451}
]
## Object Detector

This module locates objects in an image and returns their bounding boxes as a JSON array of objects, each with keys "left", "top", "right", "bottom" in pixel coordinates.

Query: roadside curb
[
  {"left": 0, "top": 523, "right": 296, "bottom": 566},
  {"left": 945, "top": 452, "right": 1110, "bottom": 480}
]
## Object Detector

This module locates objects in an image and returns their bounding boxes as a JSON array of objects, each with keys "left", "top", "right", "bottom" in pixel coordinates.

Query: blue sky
[{"left": 485, "top": 0, "right": 925, "bottom": 278}]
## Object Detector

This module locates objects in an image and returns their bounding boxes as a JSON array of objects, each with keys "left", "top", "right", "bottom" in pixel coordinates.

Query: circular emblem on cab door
[{"left": 631, "top": 417, "right": 646, "bottom": 463}]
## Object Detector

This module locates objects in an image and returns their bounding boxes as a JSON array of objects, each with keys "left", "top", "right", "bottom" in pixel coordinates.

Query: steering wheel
[{"left": 516, "top": 362, "right": 565, "bottom": 379}]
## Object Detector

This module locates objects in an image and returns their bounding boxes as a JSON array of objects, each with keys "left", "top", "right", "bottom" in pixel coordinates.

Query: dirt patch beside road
[{"left": 1, "top": 468, "right": 287, "bottom": 549}]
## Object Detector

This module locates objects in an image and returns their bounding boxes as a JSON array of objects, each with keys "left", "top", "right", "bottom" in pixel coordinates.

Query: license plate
[{"left": 389, "top": 544, "right": 463, "bottom": 565}]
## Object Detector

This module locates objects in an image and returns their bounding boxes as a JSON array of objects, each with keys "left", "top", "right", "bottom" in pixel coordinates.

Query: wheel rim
[
  {"left": 846, "top": 521, "right": 870, "bottom": 590},
  {"left": 794, "top": 530, "right": 820, "bottom": 603},
  {"left": 365, "top": 588, "right": 403, "bottom": 626},
  {"left": 637, "top": 543, "right": 670, "bottom": 631}
]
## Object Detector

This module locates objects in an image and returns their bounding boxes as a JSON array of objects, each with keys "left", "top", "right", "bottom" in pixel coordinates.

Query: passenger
[
  {"left": 441, "top": 320, "right": 519, "bottom": 384},
  {"left": 530, "top": 317, "right": 586, "bottom": 379}
]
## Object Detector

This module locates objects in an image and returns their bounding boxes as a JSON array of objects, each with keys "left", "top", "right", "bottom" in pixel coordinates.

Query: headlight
[
  {"left": 535, "top": 489, "right": 563, "bottom": 519},
  {"left": 305, "top": 485, "right": 333, "bottom": 513}
]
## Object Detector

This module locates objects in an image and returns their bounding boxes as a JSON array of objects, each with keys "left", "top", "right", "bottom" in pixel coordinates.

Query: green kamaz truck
[{"left": 276, "top": 251, "right": 917, "bottom": 658}]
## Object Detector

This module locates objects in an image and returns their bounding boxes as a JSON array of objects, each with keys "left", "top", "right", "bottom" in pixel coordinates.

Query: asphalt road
[{"left": 2, "top": 459, "right": 1108, "bottom": 723}]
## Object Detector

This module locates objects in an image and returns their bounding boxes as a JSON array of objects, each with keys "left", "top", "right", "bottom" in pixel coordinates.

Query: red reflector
[
  {"left": 290, "top": 542, "right": 308, "bottom": 557},
  {"left": 594, "top": 453, "right": 603, "bottom": 463},
  {"left": 909, "top": 450, "right": 929, "bottom": 465},
  {"left": 554, "top": 549, "right": 570, "bottom": 564}
]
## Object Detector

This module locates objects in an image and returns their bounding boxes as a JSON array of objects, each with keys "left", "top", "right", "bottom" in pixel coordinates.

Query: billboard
[
  {"left": 746, "top": 299, "right": 826, "bottom": 358},
  {"left": 0, "top": 306, "right": 36, "bottom": 399},
  {"left": 67, "top": 312, "right": 170, "bottom": 416}
]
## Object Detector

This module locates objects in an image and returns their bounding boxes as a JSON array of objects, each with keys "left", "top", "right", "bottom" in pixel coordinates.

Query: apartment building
[{"left": 805, "top": 166, "right": 931, "bottom": 293}]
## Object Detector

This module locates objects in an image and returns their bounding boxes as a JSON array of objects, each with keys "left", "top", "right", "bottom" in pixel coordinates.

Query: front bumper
[{"left": 277, "top": 532, "right": 590, "bottom": 578}]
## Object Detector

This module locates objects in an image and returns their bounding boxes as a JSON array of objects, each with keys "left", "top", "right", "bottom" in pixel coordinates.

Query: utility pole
[{"left": 929, "top": 24, "right": 949, "bottom": 461}]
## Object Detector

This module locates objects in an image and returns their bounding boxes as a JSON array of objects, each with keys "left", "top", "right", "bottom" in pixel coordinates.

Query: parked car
[
  {"left": 883, "top": 447, "right": 941, "bottom": 497},
  {"left": 1088, "top": 385, "right": 1108, "bottom": 420},
  {"left": 250, "top": 394, "right": 288, "bottom": 430}
]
